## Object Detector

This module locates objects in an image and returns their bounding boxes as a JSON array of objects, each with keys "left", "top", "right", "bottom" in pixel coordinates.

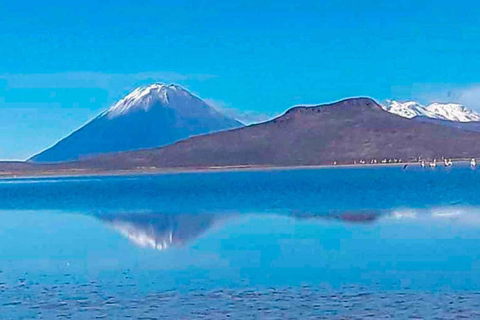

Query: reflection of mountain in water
[
  {"left": 290, "top": 210, "right": 382, "bottom": 224},
  {"left": 98, "top": 213, "right": 220, "bottom": 251},
  {"left": 96, "top": 210, "right": 384, "bottom": 251},
  {"left": 98, "top": 207, "right": 480, "bottom": 250}
]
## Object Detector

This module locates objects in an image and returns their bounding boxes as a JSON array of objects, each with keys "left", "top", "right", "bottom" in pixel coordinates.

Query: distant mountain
[
  {"left": 71, "top": 97, "right": 480, "bottom": 170},
  {"left": 29, "top": 84, "right": 243, "bottom": 163},
  {"left": 383, "top": 100, "right": 480, "bottom": 122}
]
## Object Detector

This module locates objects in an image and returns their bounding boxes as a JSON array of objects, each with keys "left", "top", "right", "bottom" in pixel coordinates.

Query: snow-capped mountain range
[
  {"left": 30, "top": 83, "right": 243, "bottom": 163},
  {"left": 382, "top": 100, "right": 480, "bottom": 122}
]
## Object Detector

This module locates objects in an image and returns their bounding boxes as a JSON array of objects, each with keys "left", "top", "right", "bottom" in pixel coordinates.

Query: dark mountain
[
  {"left": 74, "top": 97, "right": 480, "bottom": 170},
  {"left": 413, "top": 117, "right": 480, "bottom": 132},
  {"left": 29, "top": 84, "right": 243, "bottom": 163}
]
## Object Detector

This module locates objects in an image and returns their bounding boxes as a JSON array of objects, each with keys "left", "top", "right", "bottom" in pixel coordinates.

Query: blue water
[{"left": 1, "top": 166, "right": 480, "bottom": 318}]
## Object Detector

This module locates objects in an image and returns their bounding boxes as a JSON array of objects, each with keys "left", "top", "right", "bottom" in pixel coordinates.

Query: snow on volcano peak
[
  {"left": 383, "top": 100, "right": 480, "bottom": 122},
  {"left": 106, "top": 83, "right": 186, "bottom": 119}
]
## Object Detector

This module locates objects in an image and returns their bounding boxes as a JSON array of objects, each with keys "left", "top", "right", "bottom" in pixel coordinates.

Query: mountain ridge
[
  {"left": 2, "top": 96, "right": 479, "bottom": 177},
  {"left": 68, "top": 97, "right": 480, "bottom": 170}
]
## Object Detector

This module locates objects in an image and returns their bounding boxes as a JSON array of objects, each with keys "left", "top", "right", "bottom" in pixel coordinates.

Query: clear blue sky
[{"left": 1, "top": 0, "right": 480, "bottom": 160}]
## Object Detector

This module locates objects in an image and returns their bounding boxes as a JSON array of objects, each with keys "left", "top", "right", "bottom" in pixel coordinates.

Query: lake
[{"left": 1, "top": 166, "right": 480, "bottom": 319}]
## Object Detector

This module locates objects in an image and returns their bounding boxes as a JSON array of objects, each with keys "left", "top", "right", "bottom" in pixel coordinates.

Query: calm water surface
[{"left": 1, "top": 166, "right": 480, "bottom": 318}]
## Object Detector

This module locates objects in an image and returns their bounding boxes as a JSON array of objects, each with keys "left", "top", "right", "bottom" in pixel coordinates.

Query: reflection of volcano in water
[
  {"left": 98, "top": 213, "right": 220, "bottom": 251},
  {"left": 103, "top": 208, "right": 480, "bottom": 251},
  {"left": 97, "top": 210, "right": 385, "bottom": 251}
]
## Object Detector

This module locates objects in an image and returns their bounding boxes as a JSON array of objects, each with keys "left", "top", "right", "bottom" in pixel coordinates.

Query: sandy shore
[{"left": 0, "top": 160, "right": 474, "bottom": 180}]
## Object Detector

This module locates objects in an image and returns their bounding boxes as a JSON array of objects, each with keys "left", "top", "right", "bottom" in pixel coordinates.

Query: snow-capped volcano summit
[
  {"left": 105, "top": 83, "right": 200, "bottom": 119},
  {"left": 30, "top": 83, "right": 243, "bottom": 163},
  {"left": 383, "top": 100, "right": 480, "bottom": 122},
  {"left": 106, "top": 83, "right": 178, "bottom": 118}
]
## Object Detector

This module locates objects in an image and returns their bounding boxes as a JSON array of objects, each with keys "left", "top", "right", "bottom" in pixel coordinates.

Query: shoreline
[{"left": 0, "top": 160, "right": 475, "bottom": 180}]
